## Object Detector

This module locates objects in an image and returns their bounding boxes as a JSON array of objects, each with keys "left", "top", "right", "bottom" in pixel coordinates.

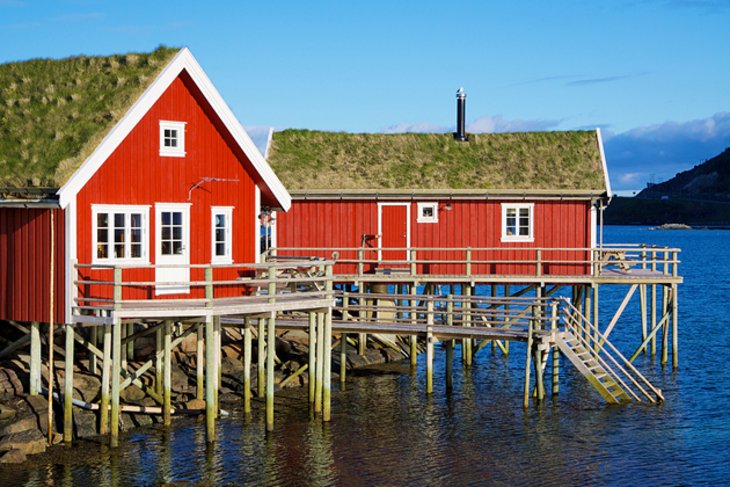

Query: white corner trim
[
  {"left": 57, "top": 48, "right": 291, "bottom": 211},
  {"left": 596, "top": 128, "right": 612, "bottom": 199},
  {"left": 254, "top": 185, "right": 261, "bottom": 260},
  {"left": 64, "top": 198, "right": 77, "bottom": 324}
]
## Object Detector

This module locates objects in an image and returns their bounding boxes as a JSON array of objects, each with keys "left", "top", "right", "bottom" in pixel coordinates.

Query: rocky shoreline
[{"left": 0, "top": 328, "right": 405, "bottom": 464}]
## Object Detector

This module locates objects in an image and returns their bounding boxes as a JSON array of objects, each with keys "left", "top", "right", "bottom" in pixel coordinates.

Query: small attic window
[
  {"left": 159, "top": 121, "right": 186, "bottom": 157},
  {"left": 417, "top": 202, "right": 439, "bottom": 223}
]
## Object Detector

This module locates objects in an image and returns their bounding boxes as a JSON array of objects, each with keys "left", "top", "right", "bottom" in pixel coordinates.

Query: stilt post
[
  {"left": 163, "top": 320, "right": 172, "bottom": 426},
  {"left": 29, "top": 322, "right": 40, "bottom": 396},
  {"left": 426, "top": 299, "right": 434, "bottom": 395},
  {"left": 110, "top": 318, "right": 122, "bottom": 448},
  {"left": 243, "top": 317, "right": 252, "bottom": 416},
  {"left": 308, "top": 312, "right": 316, "bottom": 404},
  {"left": 63, "top": 323, "right": 75, "bottom": 443},
  {"left": 100, "top": 324, "right": 112, "bottom": 435}
]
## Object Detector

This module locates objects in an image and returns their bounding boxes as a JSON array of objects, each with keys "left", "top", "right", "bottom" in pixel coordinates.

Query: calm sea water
[{"left": 3, "top": 226, "right": 729, "bottom": 486}]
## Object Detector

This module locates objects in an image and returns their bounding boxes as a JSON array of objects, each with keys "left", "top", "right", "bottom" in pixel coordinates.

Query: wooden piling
[
  {"left": 89, "top": 326, "right": 98, "bottom": 376},
  {"left": 258, "top": 317, "right": 266, "bottom": 398},
  {"left": 315, "top": 312, "right": 324, "bottom": 413},
  {"left": 205, "top": 318, "right": 216, "bottom": 442},
  {"left": 29, "top": 322, "right": 40, "bottom": 396},
  {"left": 426, "top": 300, "right": 434, "bottom": 395},
  {"left": 672, "top": 283, "right": 679, "bottom": 369},
  {"left": 110, "top": 318, "right": 122, "bottom": 448},
  {"left": 163, "top": 320, "right": 172, "bottom": 426},
  {"left": 445, "top": 339, "right": 453, "bottom": 393},
  {"left": 63, "top": 323, "right": 75, "bottom": 444},
  {"left": 155, "top": 326, "right": 163, "bottom": 396},
  {"left": 308, "top": 313, "right": 316, "bottom": 404},
  {"left": 463, "top": 284, "right": 473, "bottom": 365},
  {"left": 323, "top": 284, "right": 333, "bottom": 421},
  {"left": 340, "top": 292, "right": 349, "bottom": 386},
  {"left": 266, "top": 311, "right": 276, "bottom": 431},
  {"left": 409, "top": 284, "right": 418, "bottom": 368},
  {"left": 100, "top": 324, "right": 112, "bottom": 435},
  {"left": 551, "top": 303, "right": 559, "bottom": 396},
  {"left": 243, "top": 317, "right": 252, "bottom": 416},
  {"left": 196, "top": 324, "right": 204, "bottom": 401},
  {"left": 523, "top": 313, "right": 534, "bottom": 409},
  {"left": 640, "top": 284, "right": 648, "bottom": 354}
]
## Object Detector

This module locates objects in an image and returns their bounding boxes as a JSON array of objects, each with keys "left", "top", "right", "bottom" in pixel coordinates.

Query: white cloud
[
  {"left": 467, "top": 115, "right": 560, "bottom": 133},
  {"left": 382, "top": 122, "right": 447, "bottom": 134}
]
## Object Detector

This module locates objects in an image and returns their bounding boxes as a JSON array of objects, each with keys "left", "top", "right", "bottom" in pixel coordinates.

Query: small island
[{"left": 653, "top": 223, "right": 693, "bottom": 230}]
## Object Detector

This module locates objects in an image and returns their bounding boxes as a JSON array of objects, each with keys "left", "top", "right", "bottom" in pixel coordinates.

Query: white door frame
[
  {"left": 377, "top": 202, "right": 411, "bottom": 261},
  {"left": 155, "top": 203, "right": 191, "bottom": 295}
]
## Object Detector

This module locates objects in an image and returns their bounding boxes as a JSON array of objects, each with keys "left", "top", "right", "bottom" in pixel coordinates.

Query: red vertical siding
[
  {"left": 277, "top": 198, "right": 592, "bottom": 276},
  {"left": 75, "top": 72, "right": 258, "bottom": 302},
  {"left": 0, "top": 207, "right": 66, "bottom": 323}
]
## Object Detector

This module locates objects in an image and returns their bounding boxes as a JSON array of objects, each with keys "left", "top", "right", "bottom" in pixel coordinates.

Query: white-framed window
[
  {"left": 92, "top": 205, "right": 150, "bottom": 264},
  {"left": 501, "top": 203, "right": 534, "bottom": 242},
  {"left": 159, "top": 120, "right": 186, "bottom": 157},
  {"left": 211, "top": 207, "right": 233, "bottom": 264},
  {"left": 417, "top": 202, "right": 439, "bottom": 223}
]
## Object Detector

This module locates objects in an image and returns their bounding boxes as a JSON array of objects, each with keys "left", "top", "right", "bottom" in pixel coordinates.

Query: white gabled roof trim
[
  {"left": 57, "top": 48, "right": 291, "bottom": 211},
  {"left": 596, "top": 128, "right": 612, "bottom": 199}
]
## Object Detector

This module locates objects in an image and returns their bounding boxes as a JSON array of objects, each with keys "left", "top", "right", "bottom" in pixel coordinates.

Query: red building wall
[
  {"left": 75, "top": 71, "right": 258, "bottom": 302},
  {"left": 0, "top": 207, "right": 66, "bottom": 323},
  {"left": 276, "top": 199, "right": 592, "bottom": 276}
]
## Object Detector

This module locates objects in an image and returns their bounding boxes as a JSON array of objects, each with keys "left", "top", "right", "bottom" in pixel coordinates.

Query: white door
[{"left": 155, "top": 203, "right": 191, "bottom": 295}]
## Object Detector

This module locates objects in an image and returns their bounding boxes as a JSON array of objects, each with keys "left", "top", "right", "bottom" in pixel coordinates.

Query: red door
[{"left": 379, "top": 204, "right": 409, "bottom": 264}]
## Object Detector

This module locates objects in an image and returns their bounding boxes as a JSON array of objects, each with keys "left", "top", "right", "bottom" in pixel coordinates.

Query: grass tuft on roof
[
  {"left": 268, "top": 130, "right": 606, "bottom": 192},
  {"left": 0, "top": 46, "right": 179, "bottom": 189}
]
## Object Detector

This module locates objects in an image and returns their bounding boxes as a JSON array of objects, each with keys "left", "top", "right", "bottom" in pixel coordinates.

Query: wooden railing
[
  {"left": 265, "top": 245, "right": 681, "bottom": 278},
  {"left": 72, "top": 260, "right": 335, "bottom": 314}
]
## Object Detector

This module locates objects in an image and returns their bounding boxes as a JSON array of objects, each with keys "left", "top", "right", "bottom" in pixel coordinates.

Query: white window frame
[
  {"left": 417, "top": 202, "right": 439, "bottom": 223},
  {"left": 159, "top": 120, "right": 186, "bottom": 157},
  {"left": 211, "top": 206, "right": 233, "bottom": 264},
  {"left": 91, "top": 204, "right": 150, "bottom": 265},
  {"left": 501, "top": 203, "right": 534, "bottom": 243}
]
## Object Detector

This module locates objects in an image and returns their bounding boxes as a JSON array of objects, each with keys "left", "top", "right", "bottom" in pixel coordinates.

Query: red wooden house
[
  {"left": 265, "top": 122, "right": 611, "bottom": 278},
  {"left": 0, "top": 47, "right": 290, "bottom": 325}
]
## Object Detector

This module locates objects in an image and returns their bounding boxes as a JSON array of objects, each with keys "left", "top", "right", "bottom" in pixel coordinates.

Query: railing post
[
  {"left": 358, "top": 249, "right": 364, "bottom": 277},
  {"left": 410, "top": 249, "right": 417, "bottom": 276},
  {"left": 113, "top": 266, "right": 122, "bottom": 310},
  {"left": 205, "top": 266, "right": 213, "bottom": 307},
  {"left": 465, "top": 248, "right": 472, "bottom": 277},
  {"left": 536, "top": 249, "right": 542, "bottom": 277},
  {"left": 592, "top": 248, "right": 600, "bottom": 277}
]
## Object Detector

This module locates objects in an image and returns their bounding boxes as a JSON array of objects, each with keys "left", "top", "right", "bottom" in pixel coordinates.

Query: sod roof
[
  {"left": 268, "top": 129, "right": 608, "bottom": 193},
  {"left": 0, "top": 46, "right": 179, "bottom": 192}
]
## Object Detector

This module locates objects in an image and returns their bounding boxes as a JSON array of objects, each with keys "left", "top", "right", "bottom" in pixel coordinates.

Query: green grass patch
[
  {"left": 0, "top": 46, "right": 179, "bottom": 189},
  {"left": 268, "top": 129, "right": 606, "bottom": 191}
]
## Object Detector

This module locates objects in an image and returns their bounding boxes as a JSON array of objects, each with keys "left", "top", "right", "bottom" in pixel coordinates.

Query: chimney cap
[{"left": 456, "top": 87, "right": 466, "bottom": 97}]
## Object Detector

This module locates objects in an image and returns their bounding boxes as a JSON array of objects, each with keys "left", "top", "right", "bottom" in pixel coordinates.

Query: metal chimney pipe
[{"left": 454, "top": 87, "right": 467, "bottom": 141}]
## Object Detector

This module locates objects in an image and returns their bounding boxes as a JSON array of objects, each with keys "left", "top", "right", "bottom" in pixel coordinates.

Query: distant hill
[{"left": 605, "top": 147, "right": 730, "bottom": 225}]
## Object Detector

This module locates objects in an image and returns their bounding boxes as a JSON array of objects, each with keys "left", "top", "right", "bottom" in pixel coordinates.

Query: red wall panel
[
  {"left": 75, "top": 71, "right": 258, "bottom": 302},
  {"left": 276, "top": 199, "right": 592, "bottom": 277},
  {"left": 0, "top": 207, "right": 66, "bottom": 323}
]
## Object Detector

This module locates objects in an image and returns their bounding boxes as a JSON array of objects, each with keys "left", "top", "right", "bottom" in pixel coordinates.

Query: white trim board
[{"left": 57, "top": 48, "right": 291, "bottom": 211}]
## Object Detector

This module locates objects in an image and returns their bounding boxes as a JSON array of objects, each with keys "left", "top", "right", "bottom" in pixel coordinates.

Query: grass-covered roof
[
  {"left": 268, "top": 129, "right": 607, "bottom": 193},
  {"left": 0, "top": 46, "right": 179, "bottom": 191}
]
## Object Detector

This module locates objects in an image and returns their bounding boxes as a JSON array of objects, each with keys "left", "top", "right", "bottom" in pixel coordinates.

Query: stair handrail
[
  {"left": 558, "top": 297, "right": 664, "bottom": 402},
  {"left": 561, "top": 311, "right": 643, "bottom": 402}
]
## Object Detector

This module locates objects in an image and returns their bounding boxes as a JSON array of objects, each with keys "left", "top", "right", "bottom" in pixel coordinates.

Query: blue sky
[{"left": 2, "top": 0, "right": 729, "bottom": 193}]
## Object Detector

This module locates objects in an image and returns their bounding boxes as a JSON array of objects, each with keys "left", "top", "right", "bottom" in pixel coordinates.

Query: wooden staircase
[
  {"left": 557, "top": 331, "right": 632, "bottom": 404},
  {"left": 557, "top": 298, "right": 664, "bottom": 404}
]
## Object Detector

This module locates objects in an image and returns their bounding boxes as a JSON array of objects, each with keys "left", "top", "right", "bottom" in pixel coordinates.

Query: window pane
[
  {"left": 216, "top": 228, "right": 225, "bottom": 242},
  {"left": 97, "top": 213, "right": 108, "bottom": 227},
  {"left": 97, "top": 244, "right": 108, "bottom": 259},
  {"left": 172, "top": 226, "right": 182, "bottom": 240},
  {"left": 97, "top": 229, "right": 108, "bottom": 243},
  {"left": 114, "top": 213, "right": 125, "bottom": 227},
  {"left": 173, "top": 241, "right": 182, "bottom": 255},
  {"left": 162, "top": 212, "right": 170, "bottom": 225},
  {"left": 114, "top": 228, "right": 125, "bottom": 244},
  {"left": 519, "top": 227, "right": 529, "bottom": 236},
  {"left": 161, "top": 227, "right": 171, "bottom": 240},
  {"left": 114, "top": 244, "right": 124, "bottom": 258},
  {"left": 216, "top": 214, "right": 225, "bottom": 227},
  {"left": 216, "top": 243, "right": 225, "bottom": 256},
  {"left": 131, "top": 244, "right": 141, "bottom": 258},
  {"left": 130, "top": 213, "right": 141, "bottom": 227},
  {"left": 172, "top": 212, "right": 182, "bottom": 225},
  {"left": 131, "top": 228, "right": 141, "bottom": 243},
  {"left": 161, "top": 241, "right": 171, "bottom": 255}
]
